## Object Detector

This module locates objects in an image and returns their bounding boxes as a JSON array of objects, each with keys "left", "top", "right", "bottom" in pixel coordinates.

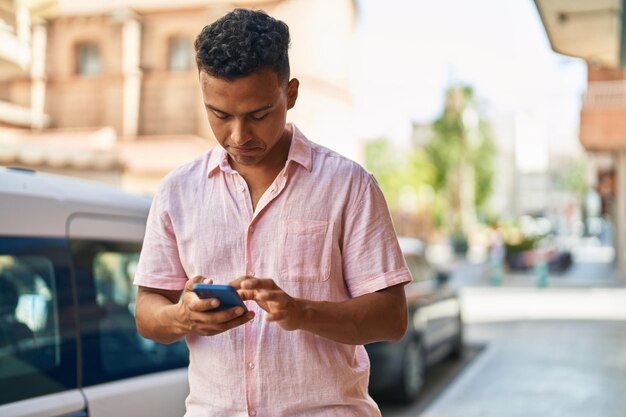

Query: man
[{"left": 134, "top": 8, "right": 412, "bottom": 417}]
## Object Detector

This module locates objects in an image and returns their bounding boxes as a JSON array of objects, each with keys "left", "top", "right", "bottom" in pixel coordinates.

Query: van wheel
[{"left": 395, "top": 336, "right": 425, "bottom": 403}]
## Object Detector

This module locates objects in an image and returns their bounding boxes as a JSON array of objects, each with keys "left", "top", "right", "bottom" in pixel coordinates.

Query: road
[
  {"left": 377, "top": 343, "right": 485, "bottom": 416},
  {"left": 379, "top": 317, "right": 626, "bottom": 417},
  {"left": 377, "top": 256, "right": 626, "bottom": 417}
]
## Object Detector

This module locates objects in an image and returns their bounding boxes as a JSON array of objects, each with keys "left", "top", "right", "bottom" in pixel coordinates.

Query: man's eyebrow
[
  {"left": 205, "top": 104, "right": 229, "bottom": 114},
  {"left": 205, "top": 104, "right": 272, "bottom": 115}
]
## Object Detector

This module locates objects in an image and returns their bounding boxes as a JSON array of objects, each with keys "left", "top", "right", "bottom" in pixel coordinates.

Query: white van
[{"left": 0, "top": 167, "right": 189, "bottom": 417}]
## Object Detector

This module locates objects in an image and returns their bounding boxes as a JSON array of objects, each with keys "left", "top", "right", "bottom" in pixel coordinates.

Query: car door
[
  {"left": 420, "top": 290, "right": 461, "bottom": 349},
  {"left": 403, "top": 250, "right": 461, "bottom": 355},
  {"left": 0, "top": 236, "right": 86, "bottom": 417},
  {"left": 68, "top": 215, "right": 189, "bottom": 417}
]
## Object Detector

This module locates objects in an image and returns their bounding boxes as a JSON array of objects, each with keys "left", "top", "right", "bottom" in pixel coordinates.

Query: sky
[{"left": 353, "top": 0, "right": 588, "bottom": 156}]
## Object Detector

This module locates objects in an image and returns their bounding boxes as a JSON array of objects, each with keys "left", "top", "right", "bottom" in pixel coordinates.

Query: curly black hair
[{"left": 194, "top": 8, "right": 291, "bottom": 82}]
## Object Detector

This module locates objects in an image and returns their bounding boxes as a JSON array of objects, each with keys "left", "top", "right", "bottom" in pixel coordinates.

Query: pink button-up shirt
[{"left": 134, "top": 125, "right": 412, "bottom": 417}]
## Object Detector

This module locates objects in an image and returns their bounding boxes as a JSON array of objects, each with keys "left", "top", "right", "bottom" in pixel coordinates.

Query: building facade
[{"left": 0, "top": 0, "right": 358, "bottom": 193}]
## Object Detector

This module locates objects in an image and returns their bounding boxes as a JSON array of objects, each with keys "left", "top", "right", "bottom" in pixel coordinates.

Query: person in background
[{"left": 134, "top": 8, "right": 412, "bottom": 417}]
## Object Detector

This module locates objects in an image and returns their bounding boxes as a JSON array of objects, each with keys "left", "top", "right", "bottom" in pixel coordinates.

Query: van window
[
  {"left": 0, "top": 255, "right": 58, "bottom": 375},
  {"left": 72, "top": 240, "right": 188, "bottom": 386},
  {"left": 0, "top": 237, "right": 77, "bottom": 406}
]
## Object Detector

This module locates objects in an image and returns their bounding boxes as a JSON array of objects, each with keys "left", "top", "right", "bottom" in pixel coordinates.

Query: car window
[
  {"left": 0, "top": 237, "right": 78, "bottom": 406},
  {"left": 72, "top": 240, "right": 189, "bottom": 386}
]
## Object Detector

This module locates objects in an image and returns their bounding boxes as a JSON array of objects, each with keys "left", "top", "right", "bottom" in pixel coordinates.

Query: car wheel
[{"left": 395, "top": 336, "right": 425, "bottom": 403}]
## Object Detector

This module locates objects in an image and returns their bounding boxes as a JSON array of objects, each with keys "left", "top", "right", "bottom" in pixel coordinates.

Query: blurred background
[
  {"left": 0, "top": 0, "right": 620, "bottom": 277},
  {"left": 1, "top": 0, "right": 626, "bottom": 415}
]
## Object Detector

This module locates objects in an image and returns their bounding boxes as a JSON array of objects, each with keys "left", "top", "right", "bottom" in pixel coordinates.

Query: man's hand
[
  {"left": 230, "top": 277, "right": 408, "bottom": 345},
  {"left": 235, "top": 277, "right": 302, "bottom": 331},
  {"left": 178, "top": 276, "right": 255, "bottom": 336}
]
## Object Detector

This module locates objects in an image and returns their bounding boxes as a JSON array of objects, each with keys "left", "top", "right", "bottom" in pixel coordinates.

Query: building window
[
  {"left": 168, "top": 37, "right": 192, "bottom": 71},
  {"left": 76, "top": 42, "right": 101, "bottom": 75}
]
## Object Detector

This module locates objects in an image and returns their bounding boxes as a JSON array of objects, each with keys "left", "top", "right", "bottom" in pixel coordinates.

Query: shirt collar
[
  {"left": 206, "top": 123, "right": 313, "bottom": 177},
  {"left": 286, "top": 124, "right": 313, "bottom": 172},
  {"left": 206, "top": 146, "right": 229, "bottom": 177}
]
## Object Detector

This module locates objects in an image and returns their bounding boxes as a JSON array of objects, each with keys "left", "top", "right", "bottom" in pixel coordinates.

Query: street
[
  {"left": 377, "top": 255, "right": 626, "bottom": 417},
  {"left": 377, "top": 343, "right": 485, "bottom": 416}
]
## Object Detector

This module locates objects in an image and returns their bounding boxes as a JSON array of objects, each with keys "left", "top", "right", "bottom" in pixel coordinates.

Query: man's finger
[
  {"left": 238, "top": 289, "right": 257, "bottom": 301},
  {"left": 241, "top": 277, "right": 277, "bottom": 290},
  {"left": 185, "top": 275, "right": 207, "bottom": 291},
  {"left": 194, "top": 309, "right": 255, "bottom": 334},
  {"left": 228, "top": 275, "right": 255, "bottom": 288},
  {"left": 256, "top": 290, "right": 282, "bottom": 302}
]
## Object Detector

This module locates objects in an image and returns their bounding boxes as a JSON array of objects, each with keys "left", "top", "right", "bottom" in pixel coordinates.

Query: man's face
[{"left": 200, "top": 68, "right": 299, "bottom": 169}]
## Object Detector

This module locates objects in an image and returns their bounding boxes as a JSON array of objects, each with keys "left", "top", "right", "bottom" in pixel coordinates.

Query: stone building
[{"left": 0, "top": 0, "right": 358, "bottom": 194}]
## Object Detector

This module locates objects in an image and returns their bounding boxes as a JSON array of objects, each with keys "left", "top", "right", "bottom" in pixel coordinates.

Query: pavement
[
  {"left": 414, "top": 246, "right": 626, "bottom": 417},
  {"left": 419, "top": 319, "right": 626, "bottom": 417}
]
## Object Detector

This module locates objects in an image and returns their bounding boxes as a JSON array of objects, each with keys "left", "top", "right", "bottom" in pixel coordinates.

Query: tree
[
  {"left": 424, "top": 85, "right": 495, "bottom": 236},
  {"left": 364, "top": 138, "right": 436, "bottom": 238}
]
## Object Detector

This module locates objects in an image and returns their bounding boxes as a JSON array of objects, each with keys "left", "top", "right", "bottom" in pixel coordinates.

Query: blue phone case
[{"left": 192, "top": 284, "right": 248, "bottom": 312}]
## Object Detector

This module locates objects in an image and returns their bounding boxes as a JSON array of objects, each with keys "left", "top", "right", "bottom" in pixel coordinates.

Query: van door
[
  {"left": 68, "top": 215, "right": 189, "bottom": 417},
  {"left": 0, "top": 236, "right": 86, "bottom": 417}
]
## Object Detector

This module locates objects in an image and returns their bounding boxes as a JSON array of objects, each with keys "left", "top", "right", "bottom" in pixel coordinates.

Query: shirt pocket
[{"left": 279, "top": 219, "right": 332, "bottom": 282}]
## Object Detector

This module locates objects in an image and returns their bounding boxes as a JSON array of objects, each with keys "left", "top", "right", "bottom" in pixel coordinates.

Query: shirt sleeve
[
  {"left": 341, "top": 174, "right": 413, "bottom": 297},
  {"left": 134, "top": 180, "right": 188, "bottom": 290}
]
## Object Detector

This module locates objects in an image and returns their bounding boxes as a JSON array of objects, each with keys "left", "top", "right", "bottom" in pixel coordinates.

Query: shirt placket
[
  {"left": 238, "top": 173, "right": 288, "bottom": 417},
  {"left": 233, "top": 175, "right": 258, "bottom": 416}
]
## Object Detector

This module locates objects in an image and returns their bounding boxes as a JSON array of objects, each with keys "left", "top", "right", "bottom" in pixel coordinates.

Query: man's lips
[{"left": 231, "top": 146, "right": 259, "bottom": 154}]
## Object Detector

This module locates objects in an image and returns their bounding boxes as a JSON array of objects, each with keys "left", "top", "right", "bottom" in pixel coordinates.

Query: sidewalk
[
  {"left": 417, "top": 253, "right": 626, "bottom": 417},
  {"left": 420, "top": 319, "right": 626, "bottom": 417}
]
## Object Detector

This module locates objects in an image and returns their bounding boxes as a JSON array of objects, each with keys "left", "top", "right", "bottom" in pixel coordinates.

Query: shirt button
[
  {"left": 248, "top": 362, "right": 255, "bottom": 370},
  {"left": 249, "top": 226, "right": 255, "bottom": 233},
  {"left": 247, "top": 271, "right": 255, "bottom": 277},
  {"left": 249, "top": 410, "right": 257, "bottom": 416}
]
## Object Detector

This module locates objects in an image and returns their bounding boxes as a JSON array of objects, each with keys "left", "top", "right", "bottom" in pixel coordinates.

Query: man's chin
[{"left": 230, "top": 154, "right": 263, "bottom": 167}]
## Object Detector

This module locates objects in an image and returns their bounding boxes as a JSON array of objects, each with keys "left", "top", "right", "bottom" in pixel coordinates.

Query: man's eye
[
  {"left": 250, "top": 113, "right": 268, "bottom": 121},
  {"left": 212, "top": 112, "right": 230, "bottom": 120}
]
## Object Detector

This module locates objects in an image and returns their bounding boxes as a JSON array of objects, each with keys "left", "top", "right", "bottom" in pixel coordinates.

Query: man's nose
[{"left": 231, "top": 119, "right": 251, "bottom": 145}]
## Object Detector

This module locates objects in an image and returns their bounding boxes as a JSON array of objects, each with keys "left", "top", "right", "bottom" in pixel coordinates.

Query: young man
[{"left": 134, "top": 8, "right": 412, "bottom": 417}]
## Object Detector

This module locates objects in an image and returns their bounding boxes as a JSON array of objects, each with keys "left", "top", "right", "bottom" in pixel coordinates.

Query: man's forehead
[
  {"left": 199, "top": 68, "right": 282, "bottom": 86},
  {"left": 200, "top": 69, "right": 284, "bottom": 104}
]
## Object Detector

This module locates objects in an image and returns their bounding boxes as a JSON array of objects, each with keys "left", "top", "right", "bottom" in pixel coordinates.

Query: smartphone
[{"left": 192, "top": 283, "right": 248, "bottom": 312}]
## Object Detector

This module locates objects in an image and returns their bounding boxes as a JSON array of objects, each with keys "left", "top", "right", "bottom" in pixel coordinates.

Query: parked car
[
  {"left": 366, "top": 237, "right": 463, "bottom": 403},
  {"left": 0, "top": 167, "right": 189, "bottom": 417}
]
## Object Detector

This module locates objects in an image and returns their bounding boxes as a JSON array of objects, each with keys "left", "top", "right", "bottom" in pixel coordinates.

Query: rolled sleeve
[
  {"left": 134, "top": 182, "right": 187, "bottom": 290},
  {"left": 348, "top": 267, "right": 412, "bottom": 298},
  {"left": 341, "top": 174, "right": 413, "bottom": 297}
]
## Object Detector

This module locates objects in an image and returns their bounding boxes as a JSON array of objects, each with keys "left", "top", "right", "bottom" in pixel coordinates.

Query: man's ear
[{"left": 286, "top": 78, "right": 299, "bottom": 110}]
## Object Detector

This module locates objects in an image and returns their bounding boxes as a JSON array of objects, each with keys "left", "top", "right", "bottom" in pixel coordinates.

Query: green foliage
[
  {"left": 558, "top": 159, "right": 587, "bottom": 200},
  {"left": 366, "top": 84, "right": 496, "bottom": 236},
  {"left": 364, "top": 138, "right": 435, "bottom": 212},
  {"left": 425, "top": 85, "right": 496, "bottom": 209},
  {"left": 470, "top": 121, "right": 496, "bottom": 207},
  {"left": 504, "top": 235, "right": 542, "bottom": 253}
]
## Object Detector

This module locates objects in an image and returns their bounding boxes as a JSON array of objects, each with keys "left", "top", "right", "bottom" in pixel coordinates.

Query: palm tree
[{"left": 425, "top": 85, "right": 495, "bottom": 239}]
